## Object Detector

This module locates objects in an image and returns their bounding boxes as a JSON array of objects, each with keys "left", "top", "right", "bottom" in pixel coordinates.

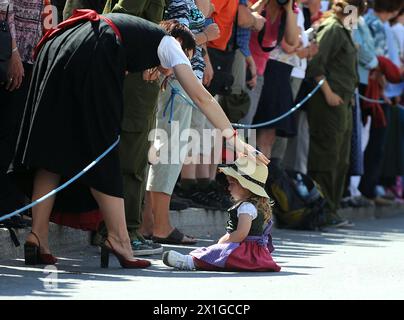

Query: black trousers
[
  {"left": 0, "top": 63, "right": 32, "bottom": 214},
  {"left": 359, "top": 103, "right": 391, "bottom": 199}
]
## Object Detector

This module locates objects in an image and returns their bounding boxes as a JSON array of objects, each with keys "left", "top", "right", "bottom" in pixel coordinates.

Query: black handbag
[
  {"left": 206, "top": 47, "right": 236, "bottom": 96},
  {"left": 0, "top": 4, "right": 12, "bottom": 85},
  {"left": 205, "top": 13, "right": 239, "bottom": 97}
]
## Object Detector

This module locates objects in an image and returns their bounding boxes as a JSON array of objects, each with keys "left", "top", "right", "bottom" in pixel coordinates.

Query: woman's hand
[
  {"left": 325, "top": 90, "right": 344, "bottom": 107},
  {"left": 203, "top": 56, "right": 214, "bottom": 87},
  {"left": 226, "top": 135, "right": 270, "bottom": 166},
  {"left": 241, "top": 139, "right": 270, "bottom": 165},
  {"left": 382, "top": 93, "right": 392, "bottom": 105},
  {"left": 5, "top": 50, "right": 24, "bottom": 91},
  {"left": 296, "top": 46, "right": 309, "bottom": 59},
  {"left": 319, "top": 78, "right": 343, "bottom": 107},
  {"left": 204, "top": 23, "right": 220, "bottom": 42},
  {"left": 308, "top": 41, "right": 319, "bottom": 59},
  {"left": 142, "top": 68, "right": 160, "bottom": 82},
  {"left": 251, "top": 12, "right": 266, "bottom": 32},
  {"left": 247, "top": 73, "right": 257, "bottom": 90},
  {"left": 246, "top": 56, "right": 257, "bottom": 89}
]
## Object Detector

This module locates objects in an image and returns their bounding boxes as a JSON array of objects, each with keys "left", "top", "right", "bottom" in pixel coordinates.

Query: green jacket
[
  {"left": 63, "top": 0, "right": 107, "bottom": 20},
  {"left": 103, "top": 0, "right": 165, "bottom": 23},
  {"left": 307, "top": 15, "right": 359, "bottom": 97}
]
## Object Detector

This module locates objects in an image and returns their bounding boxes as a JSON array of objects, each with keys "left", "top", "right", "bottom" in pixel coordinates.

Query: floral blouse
[{"left": 0, "top": 0, "right": 45, "bottom": 64}]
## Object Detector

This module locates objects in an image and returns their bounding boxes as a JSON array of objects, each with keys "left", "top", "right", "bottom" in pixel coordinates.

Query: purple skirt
[{"left": 190, "top": 223, "right": 280, "bottom": 272}]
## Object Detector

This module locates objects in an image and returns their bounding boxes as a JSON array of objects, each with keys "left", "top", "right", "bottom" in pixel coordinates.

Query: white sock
[{"left": 185, "top": 255, "right": 195, "bottom": 270}]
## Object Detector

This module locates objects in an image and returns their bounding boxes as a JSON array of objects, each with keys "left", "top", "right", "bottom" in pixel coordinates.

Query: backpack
[
  {"left": 266, "top": 160, "right": 327, "bottom": 231},
  {"left": 218, "top": 90, "right": 251, "bottom": 123}
]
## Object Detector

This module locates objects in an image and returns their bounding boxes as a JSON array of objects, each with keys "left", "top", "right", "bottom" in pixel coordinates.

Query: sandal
[{"left": 152, "top": 228, "right": 197, "bottom": 245}]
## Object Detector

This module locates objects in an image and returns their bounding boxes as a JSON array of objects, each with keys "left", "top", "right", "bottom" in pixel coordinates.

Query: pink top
[
  {"left": 249, "top": 11, "right": 282, "bottom": 76},
  {"left": 249, "top": 0, "right": 299, "bottom": 76}
]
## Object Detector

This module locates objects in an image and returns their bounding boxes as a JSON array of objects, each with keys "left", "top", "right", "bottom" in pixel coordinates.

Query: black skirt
[
  {"left": 12, "top": 19, "right": 126, "bottom": 214},
  {"left": 253, "top": 59, "right": 296, "bottom": 137}
]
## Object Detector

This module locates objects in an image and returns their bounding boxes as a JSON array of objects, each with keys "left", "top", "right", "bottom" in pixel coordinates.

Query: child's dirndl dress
[{"left": 190, "top": 202, "right": 281, "bottom": 272}]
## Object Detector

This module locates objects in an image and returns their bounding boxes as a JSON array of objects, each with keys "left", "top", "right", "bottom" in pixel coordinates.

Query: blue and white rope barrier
[
  {"left": 232, "top": 79, "right": 325, "bottom": 129},
  {"left": 166, "top": 79, "right": 326, "bottom": 130},
  {"left": 357, "top": 94, "right": 386, "bottom": 104},
  {"left": 0, "top": 136, "right": 120, "bottom": 223}
]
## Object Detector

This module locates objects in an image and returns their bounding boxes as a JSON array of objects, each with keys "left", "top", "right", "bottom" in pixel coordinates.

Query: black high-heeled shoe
[
  {"left": 100, "top": 239, "right": 151, "bottom": 269},
  {"left": 24, "top": 231, "right": 57, "bottom": 265}
]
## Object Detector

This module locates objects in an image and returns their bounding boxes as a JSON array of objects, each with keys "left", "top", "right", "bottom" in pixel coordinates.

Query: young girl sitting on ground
[{"left": 162, "top": 156, "right": 281, "bottom": 272}]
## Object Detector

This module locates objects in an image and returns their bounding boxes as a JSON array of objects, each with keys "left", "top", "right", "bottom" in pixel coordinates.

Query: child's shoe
[{"left": 162, "top": 250, "right": 195, "bottom": 270}]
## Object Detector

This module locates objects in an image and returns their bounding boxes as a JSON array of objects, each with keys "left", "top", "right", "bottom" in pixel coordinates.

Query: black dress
[
  {"left": 11, "top": 13, "right": 166, "bottom": 226},
  {"left": 252, "top": 59, "right": 296, "bottom": 137}
]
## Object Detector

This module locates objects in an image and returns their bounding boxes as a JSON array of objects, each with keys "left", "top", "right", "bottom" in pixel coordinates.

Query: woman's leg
[
  {"left": 90, "top": 188, "right": 133, "bottom": 259},
  {"left": 149, "top": 191, "right": 172, "bottom": 238},
  {"left": 26, "top": 169, "right": 60, "bottom": 254},
  {"left": 150, "top": 191, "right": 195, "bottom": 242},
  {"left": 257, "top": 128, "right": 276, "bottom": 158}
]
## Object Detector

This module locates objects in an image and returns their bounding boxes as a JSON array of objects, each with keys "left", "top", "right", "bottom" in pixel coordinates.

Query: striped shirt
[{"left": 165, "top": 0, "right": 206, "bottom": 80}]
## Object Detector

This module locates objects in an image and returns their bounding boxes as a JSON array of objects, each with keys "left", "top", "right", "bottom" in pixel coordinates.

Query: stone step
[
  {"left": 169, "top": 208, "right": 228, "bottom": 238},
  {"left": 0, "top": 223, "right": 90, "bottom": 260},
  {"left": 339, "top": 203, "right": 404, "bottom": 221},
  {"left": 1, "top": 204, "right": 403, "bottom": 260}
]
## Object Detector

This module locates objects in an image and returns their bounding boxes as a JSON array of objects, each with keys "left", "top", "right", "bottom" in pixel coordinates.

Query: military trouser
[
  {"left": 121, "top": 72, "right": 161, "bottom": 240},
  {"left": 307, "top": 90, "right": 353, "bottom": 214},
  {"left": 95, "top": 0, "right": 164, "bottom": 242},
  {"left": 96, "top": 73, "right": 160, "bottom": 241}
]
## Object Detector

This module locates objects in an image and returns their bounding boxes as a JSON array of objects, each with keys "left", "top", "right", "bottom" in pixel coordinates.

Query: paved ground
[{"left": 1, "top": 214, "right": 404, "bottom": 300}]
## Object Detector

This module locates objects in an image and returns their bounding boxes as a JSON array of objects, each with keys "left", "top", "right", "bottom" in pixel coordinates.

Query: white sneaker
[{"left": 162, "top": 250, "right": 195, "bottom": 270}]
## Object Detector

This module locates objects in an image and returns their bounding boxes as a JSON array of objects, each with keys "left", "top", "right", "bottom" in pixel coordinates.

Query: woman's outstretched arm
[{"left": 173, "top": 64, "right": 269, "bottom": 165}]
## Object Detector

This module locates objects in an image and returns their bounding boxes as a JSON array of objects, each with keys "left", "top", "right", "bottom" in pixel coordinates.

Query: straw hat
[{"left": 218, "top": 156, "right": 269, "bottom": 198}]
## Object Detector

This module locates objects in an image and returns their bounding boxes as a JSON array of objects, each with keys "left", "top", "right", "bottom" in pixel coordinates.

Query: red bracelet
[{"left": 224, "top": 129, "right": 238, "bottom": 140}]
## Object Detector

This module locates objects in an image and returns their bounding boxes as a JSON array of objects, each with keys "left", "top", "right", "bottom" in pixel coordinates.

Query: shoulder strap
[
  {"left": 277, "top": 12, "right": 287, "bottom": 46},
  {"left": 257, "top": 10, "right": 286, "bottom": 53}
]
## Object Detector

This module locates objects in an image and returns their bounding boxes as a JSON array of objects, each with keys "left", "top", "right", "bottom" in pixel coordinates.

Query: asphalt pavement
[{"left": 1, "top": 214, "right": 404, "bottom": 300}]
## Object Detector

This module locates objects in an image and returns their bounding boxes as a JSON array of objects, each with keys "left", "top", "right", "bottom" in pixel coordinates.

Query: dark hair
[
  {"left": 332, "top": 0, "right": 367, "bottom": 16},
  {"left": 348, "top": 0, "right": 367, "bottom": 15},
  {"left": 159, "top": 20, "right": 196, "bottom": 55},
  {"left": 374, "top": 0, "right": 403, "bottom": 13},
  {"left": 390, "top": 7, "right": 404, "bottom": 23}
]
